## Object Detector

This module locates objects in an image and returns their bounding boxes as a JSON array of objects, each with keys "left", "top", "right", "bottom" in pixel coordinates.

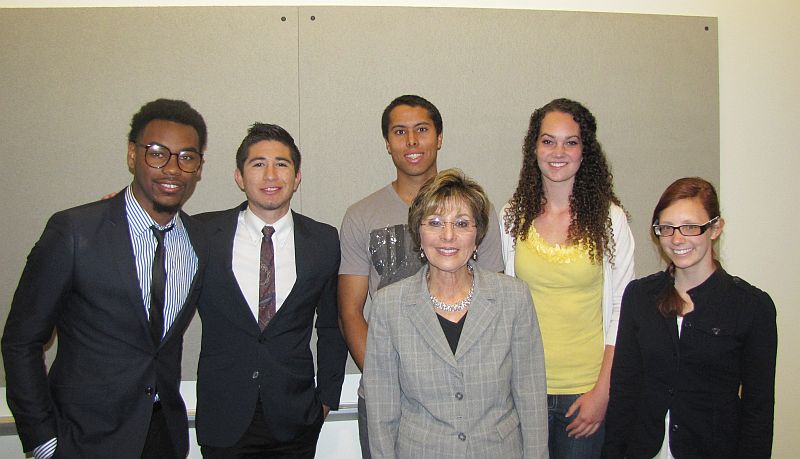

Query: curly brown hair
[{"left": 503, "top": 98, "right": 622, "bottom": 264}]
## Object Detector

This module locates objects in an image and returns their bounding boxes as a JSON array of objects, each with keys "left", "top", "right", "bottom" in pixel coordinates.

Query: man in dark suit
[
  {"left": 2, "top": 98, "right": 208, "bottom": 458},
  {"left": 194, "top": 123, "right": 347, "bottom": 458}
]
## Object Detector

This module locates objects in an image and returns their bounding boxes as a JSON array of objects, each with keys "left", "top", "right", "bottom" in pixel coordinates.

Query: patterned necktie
[
  {"left": 150, "top": 225, "right": 174, "bottom": 344},
  {"left": 258, "top": 226, "right": 276, "bottom": 331}
]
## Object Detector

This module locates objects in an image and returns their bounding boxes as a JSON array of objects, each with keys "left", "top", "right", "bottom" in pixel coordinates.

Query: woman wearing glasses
[
  {"left": 603, "top": 177, "right": 777, "bottom": 458},
  {"left": 364, "top": 169, "right": 548, "bottom": 458},
  {"left": 502, "top": 98, "right": 635, "bottom": 458}
]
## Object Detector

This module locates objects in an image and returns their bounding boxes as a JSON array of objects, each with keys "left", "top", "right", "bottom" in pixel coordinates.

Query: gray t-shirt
[{"left": 339, "top": 184, "right": 504, "bottom": 301}]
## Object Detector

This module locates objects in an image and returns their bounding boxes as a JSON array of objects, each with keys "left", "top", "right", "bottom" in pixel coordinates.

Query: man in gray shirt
[{"left": 338, "top": 95, "right": 504, "bottom": 458}]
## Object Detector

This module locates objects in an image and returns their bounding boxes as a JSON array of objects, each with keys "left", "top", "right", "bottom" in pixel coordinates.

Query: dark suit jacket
[
  {"left": 603, "top": 269, "right": 777, "bottom": 459},
  {"left": 1, "top": 191, "right": 207, "bottom": 458},
  {"left": 194, "top": 203, "right": 347, "bottom": 447}
]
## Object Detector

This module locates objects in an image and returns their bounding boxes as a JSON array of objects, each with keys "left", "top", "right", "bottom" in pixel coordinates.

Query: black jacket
[
  {"left": 2, "top": 191, "right": 207, "bottom": 458},
  {"left": 603, "top": 269, "right": 777, "bottom": 459},
  {"left": 193, "top": 204, "right": 347, "bottom": 447}
]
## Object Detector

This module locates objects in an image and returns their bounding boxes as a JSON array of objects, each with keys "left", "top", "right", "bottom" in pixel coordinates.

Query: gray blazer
[{"left": 364, "top": 262, "right": 548, "bottom": 459}]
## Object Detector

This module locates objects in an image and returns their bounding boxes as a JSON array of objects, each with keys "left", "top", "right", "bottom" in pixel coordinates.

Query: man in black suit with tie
[
  {"left": 195, "top": 123, "right": 347, "bottom": 458},
  {"left": 2, "top": 98, "right": 208, "bottom": 458}
]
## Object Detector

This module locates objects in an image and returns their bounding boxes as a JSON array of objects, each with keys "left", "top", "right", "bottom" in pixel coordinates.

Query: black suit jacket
[
  {"left": 603, "top": 269, "right": 777, "bottom": 459},
  {"left": 1, "top": 191, "right": 207, "bottom": 458},
  {"left": 194, "top": 203, "right": 347, "bottom": 447}
]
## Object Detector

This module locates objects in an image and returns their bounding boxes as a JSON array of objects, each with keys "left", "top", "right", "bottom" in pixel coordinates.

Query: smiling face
[
  {"left": 535, "top": 111, "right": 583, "bottom": 187},
  {"left": 127, "top": 119, "right": 203, "bottom": 225},
  {"left": 420, "top": 200, "right": 478, "bottom": 276},
  {"left": 234, "top": 139, "right": 301, "bottom": 224},
  {"left": 385, "top": 104, "right": 442, "bottom": 181},
  {"left": 657, "top": 197, "right": 723, "bottom": 280}
]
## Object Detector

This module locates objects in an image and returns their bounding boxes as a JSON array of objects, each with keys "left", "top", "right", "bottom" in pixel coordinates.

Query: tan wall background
[
  {"left": 2, "top": 0, "right": 798, "bottom": 457},
  {"left": 0, "top": 5, "right": 718, "bottom": 381}
]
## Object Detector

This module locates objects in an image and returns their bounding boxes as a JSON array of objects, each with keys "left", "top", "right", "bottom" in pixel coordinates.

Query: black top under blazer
[
  {"left": 603, "top": 268, "right": 777, "bottom": 459},
  {"left": 193, "top": 204, "right": 347, "bottom": 447}
]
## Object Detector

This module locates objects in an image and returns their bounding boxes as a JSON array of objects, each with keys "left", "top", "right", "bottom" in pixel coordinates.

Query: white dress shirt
[{"left": 232, "top": 208, "right": 296, "bottom": 320}]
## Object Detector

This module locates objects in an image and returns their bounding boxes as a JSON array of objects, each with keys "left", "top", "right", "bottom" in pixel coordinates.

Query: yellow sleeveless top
[{"left": 515, "top": 225, "right": 604, "bottom": 394}]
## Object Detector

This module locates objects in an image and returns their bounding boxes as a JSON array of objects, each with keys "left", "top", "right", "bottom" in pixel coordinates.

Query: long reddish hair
[{"left": 652, "top": 177, "right": 721, "bottom": 317}]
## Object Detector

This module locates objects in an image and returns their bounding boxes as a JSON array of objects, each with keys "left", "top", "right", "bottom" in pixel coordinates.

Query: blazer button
[
  {"left": 458, "top": 432, "right": 466, "bottom": 441},
  {"left": 252, "top": 371, "right": 259, "bottom": 379},
  {"left": 259, "top": 336, "right": 267, "bottom": 344},
  {"left": 455, "top": 392, "right": 463, "bottom": 400},
  {"left": 668, "top": 387, "right": 675, "bottom": 396},
  {"left": 144, "top": 386, "right": 154, "bottom": 395},
  {"left": 671, "top": 424, "right": 679, "bottom": 432}
]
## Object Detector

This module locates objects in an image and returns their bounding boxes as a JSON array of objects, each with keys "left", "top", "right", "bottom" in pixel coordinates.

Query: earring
[
  {"left": 471, "top": 249, "right": 478, "bottom": 261},
  {"left": 419, "top": 250, "right": 427, "bottom": 263}
]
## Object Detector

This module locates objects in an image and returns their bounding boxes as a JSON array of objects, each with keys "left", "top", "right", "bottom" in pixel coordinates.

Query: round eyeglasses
[
  {"left": 420, "top": 218, "right": 477, "bottom": 233},
  {"left": 652, "top": 216, "right": 719, "bottom": 237},
  {"left": 135, "top": 143, "right": 203, "bottom": 173}
]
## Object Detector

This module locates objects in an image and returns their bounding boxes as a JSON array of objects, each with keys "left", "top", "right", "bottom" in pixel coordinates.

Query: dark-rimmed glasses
[
  {"left": 135, "top": 143, "right": 203, "bottom": 173},
  {"left": 420, "top": 218, "right": 477, "bottom": 233},
  {"left": 652, "top": 216, "right": 719, "bottom": 237}
]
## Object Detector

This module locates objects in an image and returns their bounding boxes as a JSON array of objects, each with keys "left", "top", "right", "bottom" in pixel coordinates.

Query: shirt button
[
  {"left": 455, "top": 392, "right": 463, "bottom": 400},
  {"left": 458, "top": 433, "right": 466, "bottom": 441},
  {"left": 252, "top": 371, "right": 259, "bottom": 379}
]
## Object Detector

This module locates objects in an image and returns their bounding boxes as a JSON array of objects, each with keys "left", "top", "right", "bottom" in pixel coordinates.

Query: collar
[
  {"left": 685, "top": 267, "right": 728, "bottom": 301},
  {"left": 124, "top": 186, "right": 181, "bottom": 236},
  {"left": 240, "top": 206, "right": 294, "bottom": 248}
]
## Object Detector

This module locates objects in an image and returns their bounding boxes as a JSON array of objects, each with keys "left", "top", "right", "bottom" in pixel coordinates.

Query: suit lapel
[
  {"left": 106, "top": 192, "right": 152, "bottom": 340},
  {"left": 454, "top": 264, "right": 498, "bottom": 362},
  {"left": 214, "top": 203, "right": 262, "bottom": 334},
  {"left": 404, "top": 268, "right": 459, "bottom": 368},
  {"left": 277, "top": 211, "right": 308, "bottom": 316}
]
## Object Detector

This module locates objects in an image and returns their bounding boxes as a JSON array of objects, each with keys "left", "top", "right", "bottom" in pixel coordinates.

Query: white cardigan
[{"left": 500, "top": 203, "right": 635, "bottom": 346}]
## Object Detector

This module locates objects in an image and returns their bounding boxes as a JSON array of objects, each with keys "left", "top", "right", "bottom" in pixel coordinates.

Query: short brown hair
[{"left": 408, "top": 168, "right": 490, "bottom": 253}]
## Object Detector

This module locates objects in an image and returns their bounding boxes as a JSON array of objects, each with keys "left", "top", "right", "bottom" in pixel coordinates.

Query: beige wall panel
[
  {"left": 297, "top": 6, "right": 717, "bottom": 374},
  {"left": 297, "top": 6, "right": 718, "bottom": 275},
  {"left": 0, "top": 6, "right": 300, "bottom": 385},
  {"left": 0, "top": 6, "right": 717, "bottom": 383}
]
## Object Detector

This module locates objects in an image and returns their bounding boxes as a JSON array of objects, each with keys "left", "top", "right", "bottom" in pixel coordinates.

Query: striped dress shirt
[{"left": 125, "top": 187, "right": 198, "bottom": 336}]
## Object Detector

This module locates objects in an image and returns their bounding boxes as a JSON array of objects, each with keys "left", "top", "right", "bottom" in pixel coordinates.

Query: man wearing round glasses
[{"left": 3, "top": 99, "right": 208, "bottom": 459}]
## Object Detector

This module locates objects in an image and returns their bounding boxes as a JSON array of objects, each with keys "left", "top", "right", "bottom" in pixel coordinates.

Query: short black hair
[
  {"left": 128, "top": 98, "right": 207, "bottom": 149},
  {"left": 236, "top": 123, "right": 301, "bottom": 172},
  {"left": 381, "top": 95, "right": 443, "bottom": 140}
]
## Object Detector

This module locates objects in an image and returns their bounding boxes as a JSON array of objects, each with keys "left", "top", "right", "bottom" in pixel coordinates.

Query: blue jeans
[{"left": 548, "top": 393, "right": 604, "bottom": 459}]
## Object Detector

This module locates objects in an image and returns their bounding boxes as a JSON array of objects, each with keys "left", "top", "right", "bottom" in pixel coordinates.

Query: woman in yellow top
[{"left": 501, "top": 98, "right": 635, "bottom": 459}]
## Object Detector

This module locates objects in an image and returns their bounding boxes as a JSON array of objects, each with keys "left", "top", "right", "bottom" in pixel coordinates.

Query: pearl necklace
[{"left": 429, "top": 267, "right": 475, "bottom": 312}]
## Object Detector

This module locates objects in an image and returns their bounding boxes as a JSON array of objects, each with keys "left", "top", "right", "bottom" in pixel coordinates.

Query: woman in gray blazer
[{"left": 363, "top": 168, "right": 548, "bottom": 458}]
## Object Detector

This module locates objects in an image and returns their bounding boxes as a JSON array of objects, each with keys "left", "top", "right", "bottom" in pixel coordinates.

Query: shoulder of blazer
[
  {"left": 717, "top": 270, "right": 776, "bottom": 316},
  {"left": 292, "top": 211, "right": 337, "bottom": 236},
  {"left": 191, "top": 203, "right": 247, "bottom": 240},
  {"left": 291, "top": 211, "right": 340, "bottom": 251},
  {"left": 625, "top": 271, "right": 670, "bottom": 301},
  {"left": 46, "top": 187, "right": 127, "bottom": 229},
  {"left": 193, "top": 202, "right": 247, "bottom": 224}
]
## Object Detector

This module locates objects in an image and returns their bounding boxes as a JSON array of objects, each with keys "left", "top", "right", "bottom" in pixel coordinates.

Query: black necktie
[
  {"left": 258, "top": 226, "right": 276, "bottom": 331},
  {"left": 150, "top": 225, "right": 174, "bottom": 344}
]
